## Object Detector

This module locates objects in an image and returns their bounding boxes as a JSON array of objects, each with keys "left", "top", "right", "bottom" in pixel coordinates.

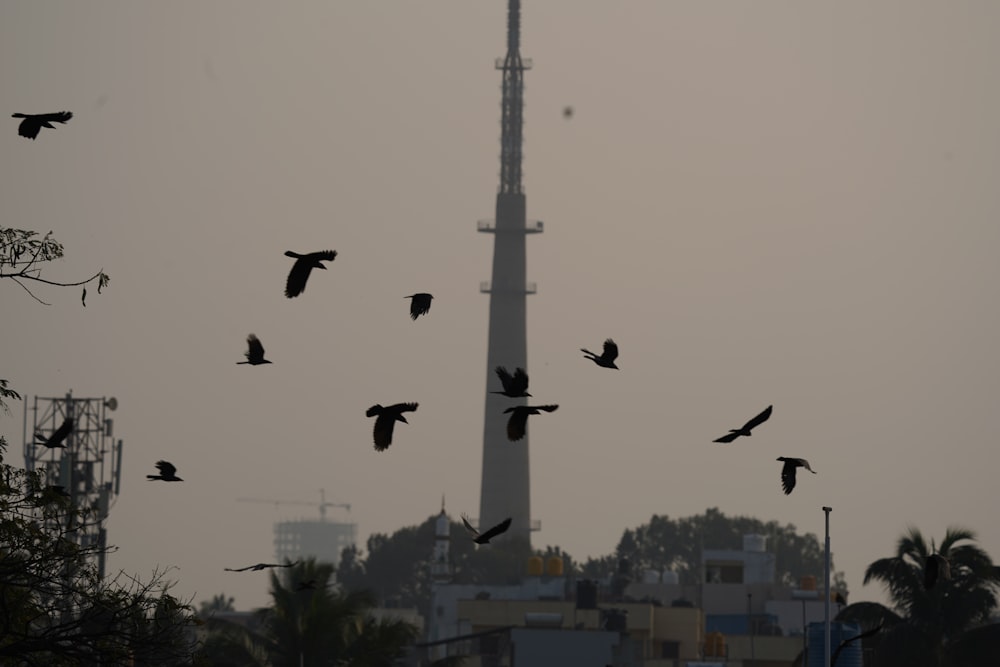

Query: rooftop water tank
[
  {"left": 526, "top": 556, "right": 544, "bottom": 576},
  {"left": 642, "top": 569, "right": 661, "bottom": 584},
  {"left": 743, "top": 534, "right": 767, "bottom": 552},
  {"left": 800, "top": 575, "right": 818, "bottom": 591},
  {"left": 661, "top": 570, "right": 680, "bottom": 585},
  {"left": 546, "top": 556, "right": 564, "bottom": 577},
  {"left": 808, "top": 622, "right": 862, "bottom": 667}
]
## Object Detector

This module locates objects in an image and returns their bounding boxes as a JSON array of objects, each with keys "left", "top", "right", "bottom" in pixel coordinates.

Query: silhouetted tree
[
  {"left": 578, "top": 508, "right": 848, "bottom": 591},
  {"left": 0, "top": 439, "right": 197, "bottom": 664},
  {"left": 199, "top": 593, "right": 236, "bottom": 617},
  {"left": 836, "top": 526, "right": 1000, "bottom": 667},
  {"left": 1, "top": 228, "right": 109, "bottom": 305},
  {"left": 197, "top": 558, "right": 417, "bottom": 667}
]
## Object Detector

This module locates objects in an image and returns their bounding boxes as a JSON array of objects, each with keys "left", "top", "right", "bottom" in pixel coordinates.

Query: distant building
[{"left": 273, "top": 518, "right": 356, "bottom": 567}]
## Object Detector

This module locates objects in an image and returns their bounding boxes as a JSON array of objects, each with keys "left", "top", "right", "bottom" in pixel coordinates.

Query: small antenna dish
[{"left": 105, "top": 397, "right": 118, "bottom": 411}]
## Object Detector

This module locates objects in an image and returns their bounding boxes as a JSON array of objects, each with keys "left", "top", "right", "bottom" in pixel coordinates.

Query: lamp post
[{"left": 823, "top": 506, "right": 832, "bottom": 667}]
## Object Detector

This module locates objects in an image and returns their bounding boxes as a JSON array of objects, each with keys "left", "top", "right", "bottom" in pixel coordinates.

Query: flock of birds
[
  {"left": 18, "top": 107, "right": 959, "bottom": 597},
  {"left": 20, "top": 105, "right": 818, "bottom": 558}
]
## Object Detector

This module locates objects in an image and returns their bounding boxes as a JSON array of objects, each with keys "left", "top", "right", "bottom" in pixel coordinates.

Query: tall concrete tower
[{"left": 477, "top": 0, "right": 542, "bottom": 544}]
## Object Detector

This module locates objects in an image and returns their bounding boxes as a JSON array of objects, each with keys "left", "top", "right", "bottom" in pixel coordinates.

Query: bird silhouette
[
  {"left": 503, "top": 404, "right": 559, "bottom": 442},
  {"left": 925, "top": 553, "right": 951, "bottom": 590},
  {"left": 492, "top": 366, "right": 531, "bottom": 398},
  {"left": 405, "top": 293, "right": 433, "bottom": 320},
  {"left": 236, "top": 334, "right": 272, "bottom": 365},
  {"left": 713, "top": 405, "right": 773, "bottom": 443},
  {"left": 366, "top": 403, "right": 418, "bottom": 451},
  {"left": 12, "top": 111, "right": 72, "bottom": 139},
  {"left": 35, "top": 418, "right": 73, "bottom": 448},
  {"left": 461, "top": 514, "right": 512, "bottom": 544},
  {"left": 147, "top": 460, "right": 183, "bottom": 482},
  {"left": 581, "top": 339, "right": 619, "bottom": 369},
  {"left": 225, "top": 560, "right": 300, "bottom": 573},
  {"left": 777, "top": 457, "right": 815, "bottom": 494},
  {"left": 284, "top": 250, "right": 336, "bottom": 298}
]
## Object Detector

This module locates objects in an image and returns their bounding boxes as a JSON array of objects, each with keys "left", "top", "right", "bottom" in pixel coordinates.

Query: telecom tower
[
  {"left": 24, "top": 391, "right": 123, "bottom": 578},
  {"left": 477, "top": 0, "right": 542, "bottom": 544}
]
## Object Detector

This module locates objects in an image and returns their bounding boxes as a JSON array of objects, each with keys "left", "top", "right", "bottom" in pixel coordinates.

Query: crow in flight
[
  {"left": 461, "top": 514, "right": 512, "bottom": 544},
  {"left": 225, "top": 560, "right": 300, "bottom": 572},
  {"left": 925, "top": 553, "right": 951, "bottom": 590},
  {"left": 366, "top": 403, "right": 418, "bottom": 451},
  {"left": 492, "top": 366, "right": 531, "bottom": 398},
  {"left": 12, "top": 111, "right": 72, "bottom": 139},
  {"left": 35, "top": 418, "right": 73, "bottom": 448},
  {"left": 581, "top": 339, "right": 619, "bottom": 369},
  {"left": 713, "top": 405, "right": 773, "bottom": 443},
  {"left": 237, "top": 334, "right": 272, "bottom": 365},
  {"left": 284, "top": 250, "right": 336, "bottom": 298},
  {"left": 503, "top": 404, "right": 559, "bottom": 442},
  {"left": 405, "top": 293, "right": 433, "bottom": 320},
  {"left": 147, "top": 460, "right": 183, "bottom": 482},
  {"left": 777, "top": 457, "right": 815, "bottom": 495}
]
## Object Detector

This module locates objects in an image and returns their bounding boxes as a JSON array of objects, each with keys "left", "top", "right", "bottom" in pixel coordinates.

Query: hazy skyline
[{"left": 2, "top": 1, "right": 999, "bottom": 612}]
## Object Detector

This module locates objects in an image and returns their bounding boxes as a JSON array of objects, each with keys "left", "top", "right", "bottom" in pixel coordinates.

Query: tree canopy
[
  {"left": 837, "top": 526, "right": 1000, "bottom": 667},
  {"left": 197, "top": 558, "right": 418, "bottom": 667},
  {"left": 0, "top": 437, "right": 197, "bottom": 665}
]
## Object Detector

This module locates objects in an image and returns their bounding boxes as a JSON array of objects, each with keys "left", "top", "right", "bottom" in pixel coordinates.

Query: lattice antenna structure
[{"left": 24, "top": 391, "right": 123, "bottom": 578}]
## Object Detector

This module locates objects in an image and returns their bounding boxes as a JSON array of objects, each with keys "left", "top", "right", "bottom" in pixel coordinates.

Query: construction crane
[{"left": 237, "top": 488, "right": 351, "bottom": 521}]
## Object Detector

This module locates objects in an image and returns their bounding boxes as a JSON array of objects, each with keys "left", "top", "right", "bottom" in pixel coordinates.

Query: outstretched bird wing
[
  {"left": 712, "top": 432, "right": 741, "bottom": 444},
  {"left": 246, "top": 334, "right": 266, "bottom": 363},
  {"left": 156, "top": 460, "right": 177, "bottom": 478},
  {"left": 461, "top": 513, "right": 480, "bottom": 538},
  {"left": 407, "top": 293, "right": 433, "bottom": 319},
  {"left": 505, "top": 408, "right": 530, "bottom": 442},
  {"left": 225, "top": 565, "right": 258, "bottom": 572},
  {"left": 509, "top": 368, "right": 529, "bottom": 395},
  {"left": 780, "top": 459, "right": 797, "bottom": 494},
  {"left": 477, "top": 517, "right": 513, "bottom": 543},
  {"left": 601, "top": 339, "right": 619, "bottom": 363},
  {"left": 284, "top": 250, "right": 336, "bottom": 298},
  {"left": 495, "top": 366, "right": 515, "bottom": 393},
  {"left": 371, "top": 414, "right": 396, "bottom": 451},
  {"left": 742, "top": 405, "right": 773, "bottom": 431},
  {"left": 15, "top": 111, "right": 72, "bottom": 139},
  {"left": 36, "top": 418, "right": 73, "bottom": 447}
]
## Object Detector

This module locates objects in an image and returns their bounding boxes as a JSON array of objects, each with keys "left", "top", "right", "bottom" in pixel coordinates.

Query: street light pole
[{"left": 823, "top": 506, "right": 832, "bottom": 667}]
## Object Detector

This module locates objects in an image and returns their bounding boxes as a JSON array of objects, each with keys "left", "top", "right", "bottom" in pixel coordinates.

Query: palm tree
[
  {"left": 837, "top": 526, "right": 1000, "bottom": 667},
  {"left": 196, "top": 558, "right": 417, "bottom": 667}
]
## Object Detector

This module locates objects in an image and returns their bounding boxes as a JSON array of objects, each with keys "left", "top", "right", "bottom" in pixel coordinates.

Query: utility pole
[{"left": 823, "top": 506, "right": 832, "bottom": 667}]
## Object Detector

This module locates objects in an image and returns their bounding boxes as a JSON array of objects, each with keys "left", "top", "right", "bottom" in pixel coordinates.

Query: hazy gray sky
[{"left": 3, "top": 1, "right": 999, "bottom": 612}]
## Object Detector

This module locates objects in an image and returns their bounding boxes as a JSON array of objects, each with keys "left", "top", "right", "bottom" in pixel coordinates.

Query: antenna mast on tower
[{"left": 477, "top": 0, "right": 543, "bottom": 544}]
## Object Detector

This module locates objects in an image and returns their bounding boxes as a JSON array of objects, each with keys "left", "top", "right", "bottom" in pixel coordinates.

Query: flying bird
[
  {"left": 405, "top": 293, "right": 433, "bottom": 320},
  {"left": 503, "top": 404, "right": 559, "bottom": 442},
  {"left": 563, "top": 106, "right": 574, "bottom": 119},
  {"left": 366, "top": 403, "right": 418, "bottom": 451},
  {"left": 284, "top": 250, "right": 336, "bottom": 298},
  {"left": 35, "top": 418, "right": 73, "bottom": 448},
  {"left": 225, "top": 561, "right": 300, "bottom": 573},
  {"left": 147, "top": 460, "right": 183, "bottom": 482},
  {"left": 236, "top": 334, "right": 272, "bottom": 365},
  {"left": 777, "top": 457, "right": 815, "bottom": 495},
  {"left": 712, "top": 405, "right": 773, "bottom": 443},
  {"left": 461, "top": 514, "right": 512, "bottom": 544},
  {"left": 581, "top": 339, "right": 619, "bottom": 369},
  {"left": 492, "top": 366, "right": 531, "bottom": 398},
  {"left": 925, "top": 553, "right": 952, "bottom": 590},
  {"left": 12, "top": 111, "right": 72, "bottom": 139}
]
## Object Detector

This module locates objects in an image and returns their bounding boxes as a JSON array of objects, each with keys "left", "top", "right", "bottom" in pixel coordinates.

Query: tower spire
[
  {"left": 477, "top": 0, "right": 541, "bottom": 545},
  {"left": 498, "top": 0, "right": 530, "bottom": 194}
]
